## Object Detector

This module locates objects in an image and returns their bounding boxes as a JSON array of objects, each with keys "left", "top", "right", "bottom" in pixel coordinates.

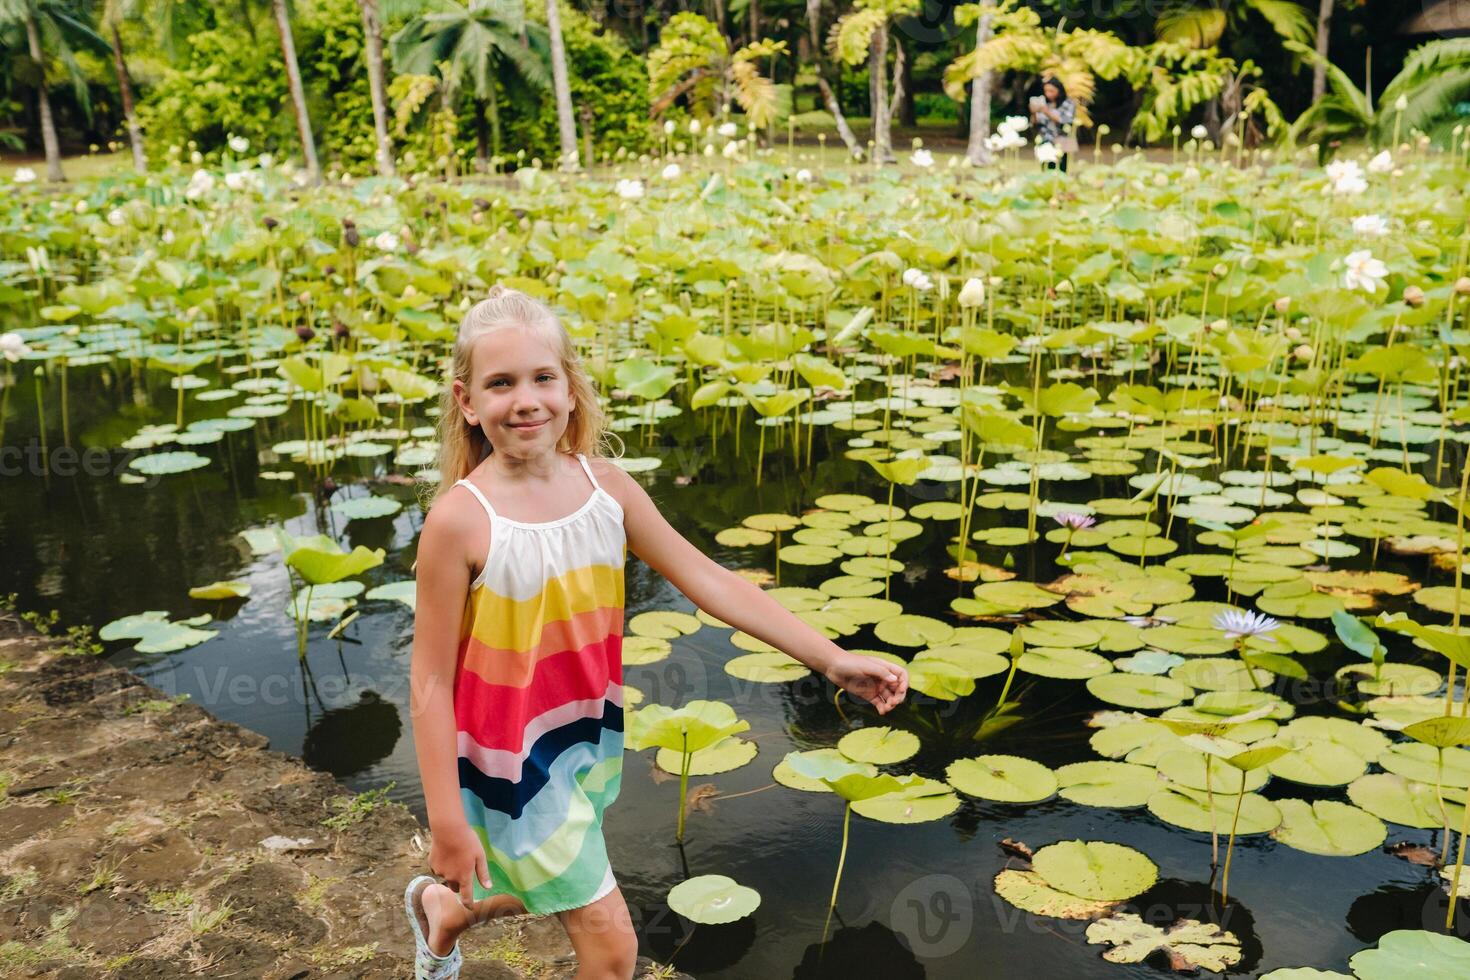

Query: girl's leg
[
  {"left": 421, "top": 883, "right": 527, "bottom": 956},
  {"left": 557, "top": 886, "right": 639, "bottom": 980}
]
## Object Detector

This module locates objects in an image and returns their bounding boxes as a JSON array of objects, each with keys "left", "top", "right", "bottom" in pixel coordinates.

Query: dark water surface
[{"left": 2, "top": 362, "right": 1461, "bottom": 978}]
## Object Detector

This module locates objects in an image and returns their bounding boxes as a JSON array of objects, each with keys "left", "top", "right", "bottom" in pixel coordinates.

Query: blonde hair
[{"left": 434, "top": 286, "right": 610, "bottom": 500}]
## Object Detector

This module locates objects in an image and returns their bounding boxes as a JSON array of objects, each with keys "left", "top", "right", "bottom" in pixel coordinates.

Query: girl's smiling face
[{"left": 454, "top": 326, "right": 573, "bottom": 459}]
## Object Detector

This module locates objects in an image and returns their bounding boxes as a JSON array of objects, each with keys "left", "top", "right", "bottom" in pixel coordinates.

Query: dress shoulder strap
[
  {"left": 454, "top": 479, "right": 498, "bottom": 521},
  {"left": 575, "top": 454, "right": 602, "bottom": 491}
]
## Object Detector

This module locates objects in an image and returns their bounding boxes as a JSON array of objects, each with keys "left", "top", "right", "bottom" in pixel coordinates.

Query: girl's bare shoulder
[
  {"left": 419, "top": 484, "right": 490, "bottom": 573},
  {"left": 586, "top": 456, "right": 638, "bottom": 510}
]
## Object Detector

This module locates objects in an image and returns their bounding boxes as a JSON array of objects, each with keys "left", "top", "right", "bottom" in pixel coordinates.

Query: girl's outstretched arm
[{"left": 603, "top": 464, "right": 908, "bottom": 715}]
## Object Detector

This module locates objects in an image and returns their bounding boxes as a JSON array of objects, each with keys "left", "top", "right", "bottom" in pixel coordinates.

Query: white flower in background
[
  {"left": 663, "top": 120, "right": 676, "bottom": 135},
  {"left": 901, "top": 267, "right": 933, "bottom": 291},
  {"left": 957, "top": 277, "right": 986, "bottom": 308},
  {"left": 224, "top": 170, "right": 249, "bottom": 191},
  {"left": 988, "top": 128, "right": 1026, "bottom": 152},
  {"left": 190, "top": 150, "right": 203, "bottom": 164},
  {"left": 999, "top": 115, "right": 1028, "bottom": 134},
  {"left": 185, "top": 169, "right": 215, "bottom": 200},
  {"left": 13, "top": 167, "right": 36, "bottom": 184},
  {"left": 372, "top": 231, "right": 399, "bottom": 252},
  {"left": 228, "top": 135, "right": 250, "bottom": 154},
  {"left": 661, "top": 162, "right": 681, "bottom": 180},
  {"left": 1183, "top": 165, "right": 1201, "bottom": 181},
  {"left": 1352, "top": 213, "right": 1389, "bottom": 237},
  {"left": 161, "top": 228, "right": 175, "bottom": 245},
  {"left": 1325, "top": 159, "right": 1366, "bottom": 195},
  {"left": 258, "top": 153, "right": 274, "bottom": 168},
  {"left": 1191, "top": 125, "right": 1209, "bottom": 140},
  {"left": 911, "top": 148, "right": 934, "bottom": 168},
  {"left": 1035, "top": 141, "right": 1060, "bottom": 164},
  {"left": 717, "top": 121, "right": 738, "bottom": 138},
  {"left": 1, "top": 332, "right": 32, "bottom": 362},
  {"left": 1343, "top": 250, "right": 1388, "bottom": 293},
  {"left": 74, "top": 199, "right": 89, "bottom": 214},
  {"left": 107, "top": 208, "right": 125, "bottom": 227},
  {"left": 25, "top": 246, "right": 48, "bottom": 274},
  {"left": 1395, "top": 94, "right": 1409, "bottom": 111},
  {"left": 1213, "top": 609, "right": 1280, "bottom": 640},
  {"left": 721, "top": 140, "right": 739, "bottom": 159},
  {"left": 615, "top": 178, "right": 644, "bottom": 200},
  {"left": 1367, "top": 150, "right": 1393, "bottom": 174},
  {"left": 703, "top": 143, "right": 715, "bottom": 157},
  {"left": 795, "top": 168, "right": 812, "bottom": 183},
  {"left": 689, "top": 119, "right": 702, "bottom": 135}
]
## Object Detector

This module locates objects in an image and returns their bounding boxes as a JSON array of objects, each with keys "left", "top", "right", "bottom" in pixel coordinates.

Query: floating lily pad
[
  {"left": 1147, "top": 786, "right": 1282, "bottom": 835},
  {"left": 657, "top": 736, "right": 758, "bottom": 776},
  {"left": 993, "top": 869, "right": 1120, "bottom": 920},
  {"left": 1056, "top": 761, "right": 1160, "bottom": 808},
  {"left": 1031, "top": 840, "right": 1158, "bottom": 902},
  {"left": 622, "top": 636, "right": 673, "bottom": 665},
  {"left": 1018, "top": 647, "right": 1112, "bottom": 680},
  {"left": 725, "top": 652, "right": 807, "bottom": 683},
  {"left": 1269, "top": 799, "right": 1386, "bottom": 856},
  {"left": 1087, "top": 674, "right": 1192, "bottom": 709},
  {"left": 1347, "top": 773, "right": 1467, "bottom": 828},
  {"left": 667, "top": 874, "right": 761, "bottom": 924},
  {"left": 188, "top": 580, "right": 251, "bottom": 601},
  {"left": 330, "top": 494, "right": 403, "bottom": 520},
  {"left": 129, "top": 451, "right": 211, "bottom": 476},
  {"left": 1349, "top": 929, "right": 1470, "bottom": 979},
  {"left": 946, "top": 755, "right": 1057, "bottom": 803},
  {"left": 628, "top": 610, "right": 702, "bottom": 639},
  {"left": 851, "top": 776, "right": 960, "bottom": 823},
  {"left": 874, "top": 614, "right": 954, "bottom": 647},
  {"left": 838, "top": 726, "right": 921, "bottom": 765}
]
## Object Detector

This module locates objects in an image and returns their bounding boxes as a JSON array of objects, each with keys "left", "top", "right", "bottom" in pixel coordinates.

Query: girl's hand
[
  {"left": 429, "top": 819, "right": 492, "bottom": 907},
  {"left": 825, "top": 653, "right": 909, "bottom": 715}
]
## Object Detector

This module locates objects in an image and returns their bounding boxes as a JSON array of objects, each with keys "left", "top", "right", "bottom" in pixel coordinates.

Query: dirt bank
[{"left": 0, "top": 616, "right": 684, "bottom": 979}]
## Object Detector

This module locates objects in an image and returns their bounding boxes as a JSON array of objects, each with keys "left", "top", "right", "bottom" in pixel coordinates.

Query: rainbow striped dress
[{"left": 452, "top": 454, "right": 625, "bottom": 915}]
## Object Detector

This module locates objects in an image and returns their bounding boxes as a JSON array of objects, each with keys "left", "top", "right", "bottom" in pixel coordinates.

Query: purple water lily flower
[{"left": 1053, "top": 512, "right": 1097, "bottom": 531}]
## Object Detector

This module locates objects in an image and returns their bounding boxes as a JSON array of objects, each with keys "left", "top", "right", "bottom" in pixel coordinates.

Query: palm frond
[
  {"left": 1155, "top": 7, "right": 1226, "bottom": 48},
  {"left": 730, "top": 58, "right": 778, "bottom": 127},
  {"left": 830, "top": 8, "right": 885, "bottom": 67},
  {"left": 1378, "top": 38, "right": 1470, "bottom": 137},
  {"left": 1244, "top": 0, "right": 1314, "bottom": 46}
]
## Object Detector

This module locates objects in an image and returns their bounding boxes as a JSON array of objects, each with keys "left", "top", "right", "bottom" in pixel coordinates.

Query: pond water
[{"left": 4, "top": 357, "right": 1466, "bottom": 978}]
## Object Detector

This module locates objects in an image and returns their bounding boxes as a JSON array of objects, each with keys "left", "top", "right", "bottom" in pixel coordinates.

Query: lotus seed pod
[
  {"left": 1274, "top": 297, "right": 1292, "bottom": 314},
  {"left": 1285, "top": 327, "right": 1302, "bottom": 341},
  {"left": 1455, "top": 277, "right": 1470, "bottom": 295},
  {"left": 1403, "top": 286, "right": 1425, "bottom": 307},
  {"left": 1294, "top": 345, "right": 1314, "bottom": 361}
]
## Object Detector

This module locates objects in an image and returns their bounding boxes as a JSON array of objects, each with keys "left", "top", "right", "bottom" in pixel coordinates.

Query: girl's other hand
[
  {"left": 429, "top": 819, "right": 493, "bottom": 907},
  {"left": 825, "top": 653, "right": 909, "bottom": 715}
]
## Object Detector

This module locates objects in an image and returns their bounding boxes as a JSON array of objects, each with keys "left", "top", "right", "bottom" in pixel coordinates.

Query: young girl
[{"left": 404, "top": 286, "right": 909, "bottom": 980}]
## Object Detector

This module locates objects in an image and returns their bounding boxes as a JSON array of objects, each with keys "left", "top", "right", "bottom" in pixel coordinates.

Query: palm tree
[
  {"left": 268, "top": 0, "right": 320, "bottom": 183},
  {"left": 543, "top": 0, "right": 577, "bottom": 169},
  {"left": 1155, "top": 0, "right": 1315, "bottom": 51},
  {"left": 647, "top": 13, "right": 786, "bottom": 129},
  {"left": 389, "top": 0, "right": 551, "bottom": 169},
  {"left": 357, "top": 0, "right": 395, "bottom": 176},
  {"left": 100, "top": 0, "right": 147, "bottom": 172},
  {"left": 832, "top": 0, "right": 920, "bottom": 164},
  {"left": 1311, "top": 0, "right": 1333, "bottom": 103},
  {"left": 0, "top": 0, "right": 106, "bottom": 182},
  {"left": 1288, "top": 37, "right": 1470, "bottom": 152}
]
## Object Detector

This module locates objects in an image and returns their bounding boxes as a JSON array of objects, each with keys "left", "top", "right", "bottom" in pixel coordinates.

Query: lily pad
[
  {"left": 1269, "top": 799, "right": 1386, "bottom": 856},
  {"left": 1031, "top": 840, "right": 1158, "bottom": 902},
  {"left": 667, "top": 874, "right": 761, "bottom": 925},
  {"left": 946, "top": 755, "right": 1057, "bottom": 803},
  {"left": 837, "top": 726, "right": 921, "bottom": 765}
]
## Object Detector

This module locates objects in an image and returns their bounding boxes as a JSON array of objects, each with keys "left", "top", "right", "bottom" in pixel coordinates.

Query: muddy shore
[{"left": 0, "top": 616, "right": 684, "bottom": 979}]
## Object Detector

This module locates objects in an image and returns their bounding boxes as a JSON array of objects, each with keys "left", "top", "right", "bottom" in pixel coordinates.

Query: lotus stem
[
  {"left": 1449, "top": 755, "right": 1470, "bottom": 928},
  {"left": 676, "top": 732, "right": 690, "bottom": 844},
  {"left": 827, "top": 802, "right": 852, "bottom": 910},
  {"left": 1220, "top": 768, "right": 1246, "bottom": 905}
]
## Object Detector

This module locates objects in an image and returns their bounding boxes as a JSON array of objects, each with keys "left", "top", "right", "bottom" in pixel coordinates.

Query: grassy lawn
[{"left": 1, "top": 151, "right": 134, "bottom": 181}]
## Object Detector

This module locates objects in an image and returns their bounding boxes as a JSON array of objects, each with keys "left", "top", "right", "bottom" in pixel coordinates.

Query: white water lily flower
[
  {"left": 721, "top": 140, "right": 740, "bottom": 159},
  {"left": 1343, "top": 250, "right": 1388, "bottom": 293},
  {"left": 161, "top": 228, "right": 175, "bottom": 245},
  {"left": 911, "top": 148, "right": 934, "bottom": 168},
  {"left": 1191, "top": 125, "right": 1209, "bottom": 140},
  {"left": 107, "top": 208, "right": 125, "bottom": 227},
  {"left": 688, "top": 119, "right": 702, "bottom": 135},
  {"left": 13, "top": 167, "right": 36, "bottom": 184},
  {"left": 1367, "top": 150, "right": 1393, "bottom": 174},
  {"left": 901, "top": 268, "right": 933, "bottom": 292},
  {"left": 372, "top": 231, "right": 399, "bottom": 252},
  {"left": 717, "top": 122, "right": 737, "bottom": 138},
  {"left": 999, "top": 115, "right": 1028, "bottom": 134},
  {"left": 74, "top": 199, "right": 89, "bottom": 214},
  {"left": 228, "top": 135, "right": 250, "bottom": 153},
  {"left": 185, "top": 169, "right": 215, "bottom": 200},
  {"left": 1, "top": 332, "right": 31, "bottom": 362},
  {"left": 224, "top": 170, "right": 249, "bottom": 191},
  {"left": 1213, "top": 609, "right": 1280, "bottom": 640},
  {"left": 663, "top": 120, "right": 675, "bottom": 136},
  {"left": 1352, "top": 213, "right": 1388, "bottom": 237},
  {"left": 1394, "top": 94, "right": 1409, "bottom": 112},
  {"left": 795, "top": 168, "right": 812, "bottom": 183},
  {"left": 957, "top": 277, "right": 986, "bottom": 308},
  {"left": 661, "top": 162, "right": 681, "bottom": 180},
  {"left": 1035, "top": 142, "right": 1060, "bottom": 164},
  {"left": 615, "top": 178, "right": 644, "bottom": 199}
]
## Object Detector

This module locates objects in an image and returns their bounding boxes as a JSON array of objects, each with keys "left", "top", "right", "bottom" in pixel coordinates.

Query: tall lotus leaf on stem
[
  {"left": 1002, "top": 382, "right": 1099, "bottom": 540},
  {"left": 627, "top": 701, "right": 751, "bottom": 843},
  {"left": 1200, "top": 740, "right": 1291, "bottom": 905},
  {"left": 781, "top": 751, "right": 924, "bottom": 929},
  {"left": 277, "top": 529, "right": 385, "bottom": 659},
  {"left": 956, "top": 406, "right": 1030, "bottom": 569},
  {"left": 1153, "top": 707, "right": 1275, "bottom": 868},
  {"left": 1332, "top": 610, "right": 1387, "bottom": 683},
  {"left": 863, "top": 455, "right": 929, "bottom": 595},
  {"left": 1377, "top": 613, "right": 1470, "bottom": 717},
  {"left": 149, "top": 352, "right": 213, "bottom": 429},
  {"left": 614, "top": 358, "right": 679, "bottom": 443},
  {"left": 742, "top": 387, "right": 811, "bottom": 485},
  {"left": 278, "top": 353, "right": 354, "bottom": 473},
  {"left": 1199, "top": 519, "right": 1278, "bottom": 602},
  {"left": 1401, "top": 715, "right": 1470, "bottom": 877}
]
